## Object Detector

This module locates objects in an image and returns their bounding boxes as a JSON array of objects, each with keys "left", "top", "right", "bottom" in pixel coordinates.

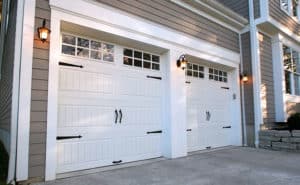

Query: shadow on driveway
[{"left": 35, "top": 147, "right": 300, "bottom": 185}]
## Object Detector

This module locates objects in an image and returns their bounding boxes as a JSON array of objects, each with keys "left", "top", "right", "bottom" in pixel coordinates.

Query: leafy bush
[{"left": 287, "top": 113, "right": 300, "bottom": 131}]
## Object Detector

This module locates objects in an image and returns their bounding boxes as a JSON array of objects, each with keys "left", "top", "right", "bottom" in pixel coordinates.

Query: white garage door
[
  {"left": 186, "top": 62, "right": 233, "bottom": 152},
  {"left": 56, "top": 34, "right": 164, "bottom": 173}
]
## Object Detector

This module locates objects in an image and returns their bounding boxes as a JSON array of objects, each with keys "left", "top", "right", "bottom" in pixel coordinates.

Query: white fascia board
[{"left": 50, "top": 0, "right": 240, "bottom": 65}]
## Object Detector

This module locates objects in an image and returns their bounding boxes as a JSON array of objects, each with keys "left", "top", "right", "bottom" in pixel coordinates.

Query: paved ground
[{"left": 36, "top": 147, "right": 300, "bottom": 185}]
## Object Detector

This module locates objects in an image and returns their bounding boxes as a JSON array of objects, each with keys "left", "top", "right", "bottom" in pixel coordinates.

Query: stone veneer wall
[{"left": 259, "top": 130, "right": 300, "bottom": 152}]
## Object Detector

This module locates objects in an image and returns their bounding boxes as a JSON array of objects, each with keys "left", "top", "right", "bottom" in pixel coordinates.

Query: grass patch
[{"left": 0, "top": 142, "right": 8, "bottom": 185}]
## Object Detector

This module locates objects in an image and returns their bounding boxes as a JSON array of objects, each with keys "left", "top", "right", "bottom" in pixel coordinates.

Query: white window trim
[
  {"left": 280, "top": 0, "right": 292, "bottom": 15},
  {"left": 280, "top": 0, "right": 300, "bottom": 21},
  {"left": 282, "top": 44, "right": 300, "bottom": 96}
]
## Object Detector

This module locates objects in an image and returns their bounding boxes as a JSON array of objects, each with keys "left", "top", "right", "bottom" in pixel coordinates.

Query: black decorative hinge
[
  {"left": 185, "top": 81, "right": 191, "bottom": 84},
  {"left": 59, "top": 62, "right": 83, "bottom": 68},
  {"left": 56, "top": 135, "right": 82, "bottom": 140},
  {"left": 223, "top": 126, "right": 232, "bottom": 129},
  {"left": 112, "top": 160, "right": 122, "bottom": 164},
  {"left": 186, "top": 129, "right": 192, "bottom": 132},
  {"left": 147, "top": 130, "right": 162, "bottom": 134},
  {"left": 221, "top": 87, "right": 230, "bottom": 90},
  {"left": 147, "top": 75, "right": 162, "bottom": 80}
]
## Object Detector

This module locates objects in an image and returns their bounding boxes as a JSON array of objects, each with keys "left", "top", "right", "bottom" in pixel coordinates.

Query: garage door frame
[{"left": 45, "top": 1, "right": 242, "bottom": 181}]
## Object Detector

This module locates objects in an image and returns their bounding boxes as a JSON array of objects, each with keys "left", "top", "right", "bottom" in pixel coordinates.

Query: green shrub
[{"left": 287, "top": 113, "right": 300, "bottom": 131}]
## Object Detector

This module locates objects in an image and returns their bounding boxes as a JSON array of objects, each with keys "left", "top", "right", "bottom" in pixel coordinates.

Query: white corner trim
[
  {"left": 260, "top": 0, "right": 269, "bottom": 20},
  {"left": 45, "top": 11, "right": 61, "bottom": 181},
  {"left": 15, "top": 0, "right": 36, "bottom": 181},
  {"left": 249, "top": 0, "right": 263, "bottom": 147},
  {"left": 271, "top": 34, "right": 286, "bottom": 122}
]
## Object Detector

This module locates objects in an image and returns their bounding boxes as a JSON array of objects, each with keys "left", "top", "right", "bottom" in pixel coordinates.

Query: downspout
[
  {"left": 239, "top": 33, "right": 247, "bottom": 146},
  {"left": 7, "top": 0, "right": 25, "bottom": 183},
  {"left": 248, "top": 0, "right": 263, "bottom": 147}
]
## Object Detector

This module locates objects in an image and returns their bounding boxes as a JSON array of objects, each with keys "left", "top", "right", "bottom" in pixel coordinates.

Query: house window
[
  {"left": 186, "top": 63, "right": 204, "bottom": 78},
  {"left": 123, "top": 48, "right": 160, "bottom": 71},
  {"left": 283, "top": 45, "right": 300, "bottom": 95},
  {"left": 61, "top": 34, "right": 114, "bottom": 62},
  {"left": 208, "top": 68, "right": 228, "bottom": 83},
  {"left": 281, "top": 0, "right": 299, "bottom": 18}
]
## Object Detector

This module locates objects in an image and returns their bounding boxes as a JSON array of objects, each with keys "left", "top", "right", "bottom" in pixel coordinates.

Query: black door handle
[
  {"left": 119, "top": 109, "right": 123, "bottom": 124},
  {"left": 112, "top": 160, "right": 122, "bottom": 164},
  {"left": 115, "top": 109, "right": 118, "bottom": 124}
]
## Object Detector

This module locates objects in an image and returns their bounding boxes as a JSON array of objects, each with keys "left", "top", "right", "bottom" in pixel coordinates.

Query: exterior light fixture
[
  {"left": 37, "top": 19, "right": 51, "bottom": 43},
  {"left": 241, "top": 73, "right": 249, "bottom": 83},
  {"left": 177, "top": 54, "right": 188, "bottom": 70}
]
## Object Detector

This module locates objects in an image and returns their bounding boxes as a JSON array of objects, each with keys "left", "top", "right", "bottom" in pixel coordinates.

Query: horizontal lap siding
[
  {"left": 269, "top": 0, "right": 300, "bottom": 35},
  {"left": 96, "top": 0, "right": 240, "bottom": 52},
  {"left": 216, "top": 0, "right": 249, "bottom": 20},
  {"left": 259, "top": 33, "right": 275, "bottom": 124},
  {"left": 241, "top": 32, "right": 255, "bottom": 147},
  {"left": 0, "top": 0, "right": 18, "bottom": 150},
  {"left": 29, "top": 0, "right": 50, "bottom": 180}
]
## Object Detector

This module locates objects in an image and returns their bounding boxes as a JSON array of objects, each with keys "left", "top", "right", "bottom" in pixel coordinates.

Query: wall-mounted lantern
[
  {"left": 240, "top": 72, "right": 249, "bottom": 83},
  {"left": 177, "top": 54, "right": 188, "bottom": 70},
  {"left": 37, "top": 19, "right": 51, "bottom": 43}
]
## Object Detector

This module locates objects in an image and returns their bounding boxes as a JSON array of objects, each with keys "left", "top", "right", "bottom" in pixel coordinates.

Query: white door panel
[
  {"left": 57, "top": 49, "right": 163, "bottom": 173},
  {"left": 187, "top": 68, "right": 232, "bottom": 152}
]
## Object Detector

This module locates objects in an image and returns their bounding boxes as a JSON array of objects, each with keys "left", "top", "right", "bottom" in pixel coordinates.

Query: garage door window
[
  {"left": 186, "top": 63, "right": 204, "bottom": 78},
  {"left": 61, "top": 34, "right": 114, "bottom": 62},
  {"left": 209, "top": 68, "right": 227, "bottom": 83},
  {"left": 123, "top": 48, "right": 160, "bottom": 71}
]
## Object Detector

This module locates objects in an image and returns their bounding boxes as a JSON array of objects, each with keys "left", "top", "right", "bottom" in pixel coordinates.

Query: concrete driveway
[{"left": 36, "top": 147, "right": 300, "bottom": 185}]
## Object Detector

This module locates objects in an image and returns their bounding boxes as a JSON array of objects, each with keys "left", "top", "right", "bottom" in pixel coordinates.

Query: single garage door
[
  {"left": 186, "top": 62, "right": 233, "bottom": 152},
  {"left": 56, "top": 34, "right": 164, "bottom": 173}
]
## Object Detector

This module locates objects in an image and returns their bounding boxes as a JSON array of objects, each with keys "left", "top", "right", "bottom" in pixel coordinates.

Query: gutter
[{"left": 175, "top": 0, "right": 248, "bottom": 32}]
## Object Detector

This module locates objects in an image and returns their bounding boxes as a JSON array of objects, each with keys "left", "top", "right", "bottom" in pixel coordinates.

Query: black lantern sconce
[
  {"left": 240, "top": 72, "right": 249, "bottom": 83},
  {"left": 37, "top": 19, "right": 51, "bottom": 43},
  {"left": 177, "top": 54, "right": 188, "bottom": 70}
]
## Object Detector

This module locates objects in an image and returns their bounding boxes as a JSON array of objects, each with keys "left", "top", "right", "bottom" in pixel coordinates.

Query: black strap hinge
[
  {"left": 59, "top": 62, "right": 83, "bottom": 68},
  {"left": 56, "top": 135, "right": 82, "bottom": 140},
  {"left": 147, "top": 130, "right": 162, "bottom": 134},
  {"left": 147, "top": 75, "right": 162, "bottom": 80}
]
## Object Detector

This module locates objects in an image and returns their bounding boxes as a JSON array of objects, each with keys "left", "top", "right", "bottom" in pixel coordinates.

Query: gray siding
[
  {"left": 96, "top": 0, "right": 240, "bottom": 52},
  {"left": 269, "top": 0, "right": 300, "bottom": 35},
  {"left": 241, "top": 32, "right": 255, "bottom": 147},
  {"left": 0, "top": 0, "right": 18, "bottom": 151},
  {"left": 254, "top": 0, "right": 260, "bottom": 19},
  {"left": 259, "top": 32, "right": 275, "bottom": 124},
  {"left": 216, "top": 0, "right": 249, "bottom": 19},
  {"left": 28, "top": 0, "right": 50, "bottom": 180}
]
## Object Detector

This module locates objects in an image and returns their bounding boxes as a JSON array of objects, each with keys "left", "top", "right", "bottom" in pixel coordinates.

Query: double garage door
[
  {"left": 186, "top": 63, "right": 233, "bottom": 152},
  {"left": 56, "top": 34, "right": 234, "bottom": 174}
]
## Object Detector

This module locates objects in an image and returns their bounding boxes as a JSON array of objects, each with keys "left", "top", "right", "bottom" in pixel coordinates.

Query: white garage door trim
[{"left": 46, "top": 5, "right": 242, "bottom": 180}]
